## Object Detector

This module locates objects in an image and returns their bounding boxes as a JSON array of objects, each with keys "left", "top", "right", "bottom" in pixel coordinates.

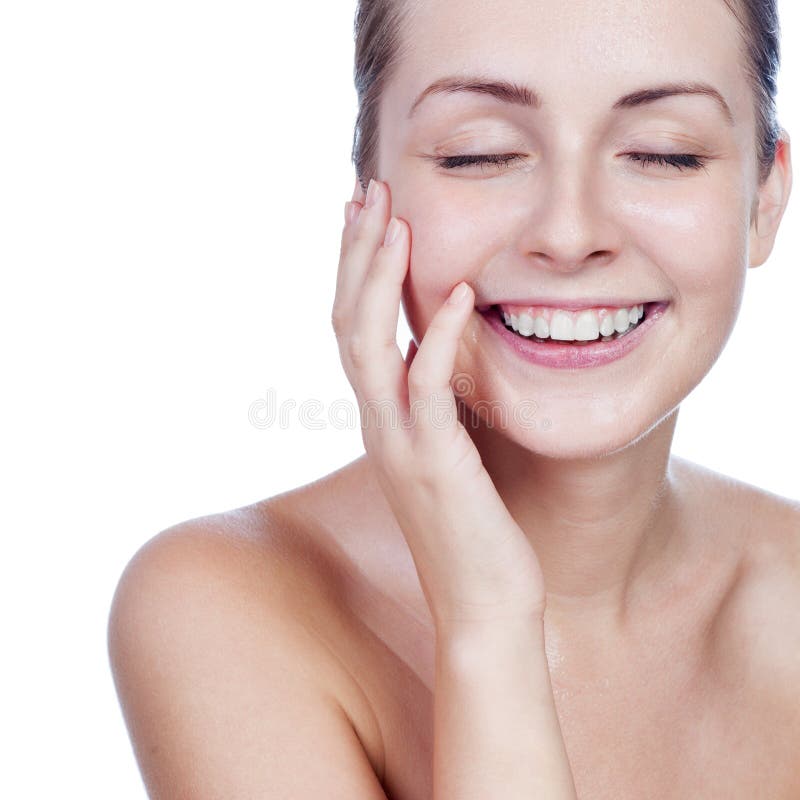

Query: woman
[{"left": 108, "top": 0, "right": 798, "bottom": 798}]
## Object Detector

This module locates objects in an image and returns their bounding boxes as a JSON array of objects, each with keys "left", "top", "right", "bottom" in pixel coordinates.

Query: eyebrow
[{"left": 407, "top": 75, "right": 735, "bottom": 125}]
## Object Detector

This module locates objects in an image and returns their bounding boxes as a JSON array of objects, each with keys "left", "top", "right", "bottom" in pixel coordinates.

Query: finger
[
  {"left": 348, "top": 214, "right": 411, "bottom": 408},
  {"left": 335, "top": 176, "right": 367, "bottom": 301},
  {"left": 406, "top": 281, "right": 475, "bottom": 437},
  {"left": 341, "top": 175, "right": 367, "bottom": 228},
  {"left": 332, "top": 178, "right": 391, "bottom": 344},
  {"left": 344, "top": 200, "right": 362, "bottom": 227}
]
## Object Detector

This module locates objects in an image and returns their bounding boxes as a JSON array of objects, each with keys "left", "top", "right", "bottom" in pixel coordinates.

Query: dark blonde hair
[{"left": 351, "top": 0, "right": 782, "bottom": 190}]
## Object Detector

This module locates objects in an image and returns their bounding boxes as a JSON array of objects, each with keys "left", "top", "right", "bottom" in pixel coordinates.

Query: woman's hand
[{"left": 332, "top": 177, "right": 548, "bottom": 632}]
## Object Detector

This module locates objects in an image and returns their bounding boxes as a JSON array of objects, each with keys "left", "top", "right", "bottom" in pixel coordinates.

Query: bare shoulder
[
  {"left": 675, "top": 456, "right": 800, "bottom": 710},
  {"left": 671, "top": 454, "right": 799, "bottom": 518},
  {"left": 107, "top": 489, "right": 387, "bottom": 796},
  {"left": 732, "top": 484, "right": 800, "bottom": 671},
  {"left": 729, "top": 486, "right": 800, "bottom": 679},
  {"left": 670, "top": 454, "right": 799, "bottom": 553}
]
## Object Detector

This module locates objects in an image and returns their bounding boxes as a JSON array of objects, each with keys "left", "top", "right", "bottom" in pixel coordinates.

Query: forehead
[{"left": 389, "top": 0, "right": 747, "bottom": 122}]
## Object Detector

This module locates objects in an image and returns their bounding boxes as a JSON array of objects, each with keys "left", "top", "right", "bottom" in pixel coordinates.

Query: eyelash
[{"left": 434, "top": 152, "right": 710, "bottom": 172}]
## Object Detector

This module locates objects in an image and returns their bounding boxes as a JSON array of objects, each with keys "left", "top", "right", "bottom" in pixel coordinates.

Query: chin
[{"left": 461, "top": 387, "right": 677, "bottom": 461}]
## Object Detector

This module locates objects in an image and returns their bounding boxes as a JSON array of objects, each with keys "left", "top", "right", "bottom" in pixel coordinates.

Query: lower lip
[{"left": 478, "top": 302, "right": 670, "bottom": 369}]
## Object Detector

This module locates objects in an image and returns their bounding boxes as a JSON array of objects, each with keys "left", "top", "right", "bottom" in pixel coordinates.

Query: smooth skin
[{"left": 108, "top": 1, "right": 800, "bottom": 798}]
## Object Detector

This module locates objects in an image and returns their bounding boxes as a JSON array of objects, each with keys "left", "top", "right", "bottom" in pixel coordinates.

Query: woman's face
[{"left": 377, "top": 0, "right": 771, "bottom": 458}]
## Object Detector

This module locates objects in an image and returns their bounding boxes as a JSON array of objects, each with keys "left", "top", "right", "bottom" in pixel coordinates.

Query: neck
[{"left": 463, "top": 403, "right": 684, "bottom": 631}]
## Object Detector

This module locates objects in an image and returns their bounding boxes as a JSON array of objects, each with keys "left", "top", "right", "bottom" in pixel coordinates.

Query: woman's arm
[
  {"left": 434, "top": 616, "right": 577, "bottom": 800},
  {"left": 107, "top": 523, "right": 390, "bottom": 800}
]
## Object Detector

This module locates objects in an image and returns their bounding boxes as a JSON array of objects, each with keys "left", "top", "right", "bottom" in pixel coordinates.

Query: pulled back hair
[{"left": 351, "top": 0, "right": 782, "bottom": 191}]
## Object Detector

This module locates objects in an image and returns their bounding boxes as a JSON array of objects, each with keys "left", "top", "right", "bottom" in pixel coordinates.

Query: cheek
[
  {"left": 621, "top": 186, "right": 748, "bottom": 318},
  {"left": 401, "top": 189, "right": 512, "bottom": 318}
]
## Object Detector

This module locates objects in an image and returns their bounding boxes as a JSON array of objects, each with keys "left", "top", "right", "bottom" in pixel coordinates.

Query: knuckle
[
  {"left": 346, "top": 333, "right": 368, "bottom": 369},
  {"left": 413, "top": 455, "right": 441, "bottom": 493},
  {"left": 331, "top": 307, "right": 349, "bottom": 339},
  {"left": 406, "top": 364, "right": 427, "bottom": 392},
  {"left": 377, "top": 337, "right": 398, "bottom": 357}
]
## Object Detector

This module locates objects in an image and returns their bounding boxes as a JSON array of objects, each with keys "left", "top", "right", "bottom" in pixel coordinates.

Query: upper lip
[{"left": 478, "top": 298, "right": 663, "bottom": 311}]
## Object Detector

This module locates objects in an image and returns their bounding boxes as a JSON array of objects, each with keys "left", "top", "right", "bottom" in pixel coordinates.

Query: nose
[{"left": 518, "top": 154, "right": 622, "bottom": 274}]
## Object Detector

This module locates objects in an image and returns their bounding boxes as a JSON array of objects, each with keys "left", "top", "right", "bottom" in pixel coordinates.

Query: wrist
[{"left": 435, "top": 612, "right": 547, "bottom": 657}]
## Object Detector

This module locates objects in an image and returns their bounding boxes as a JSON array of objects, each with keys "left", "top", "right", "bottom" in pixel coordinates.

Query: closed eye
[
  {"left": 433, "top": 153, "right": 527, "bottom": 170},
  {"left": 433, "top": 152, "right": 711, "bottom": 173},
  {"left": 626, "top": 152, "right": 709, "bottom": 172}
]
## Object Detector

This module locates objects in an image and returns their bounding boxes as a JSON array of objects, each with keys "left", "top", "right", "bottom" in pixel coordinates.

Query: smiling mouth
[{"left": 480, "top": 302, "right": 661, "bottom": 345}]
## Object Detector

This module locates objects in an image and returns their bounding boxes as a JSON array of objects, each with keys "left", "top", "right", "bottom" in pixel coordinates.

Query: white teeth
[
  {"left": 599, "top": 315, "right": 616, "bottom": 337},
  {"left": 549, "top": 311, "right": 575, "bottom": 341},
  {"left": 614, "top": 308, "right": 630, "bottom": 333},
  {"left": 502, "top": 303, "right": 648, "bottom": 341},
  {"left": 517, "top": 312, "right": 535, "bottom": 336},
  {"left": 574, "top": 310, "right": 600, "bottom": 341}
]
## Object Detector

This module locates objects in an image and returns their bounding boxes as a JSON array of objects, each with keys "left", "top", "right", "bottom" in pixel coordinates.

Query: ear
[{"left": 749, "top": 128, "right": 793, "bottom": 268}]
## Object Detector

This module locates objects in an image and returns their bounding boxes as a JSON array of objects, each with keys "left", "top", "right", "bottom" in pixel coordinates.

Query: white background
[{"left": 1, "top": 2, "right": 797, "bottom": 796}]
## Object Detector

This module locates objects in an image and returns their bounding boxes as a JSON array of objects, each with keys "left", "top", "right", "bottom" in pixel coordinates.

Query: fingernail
[
  {"left": 384, "top": 217, "right": 400, "bottom": 247},
  {"left": 448, "top": 282, "right": 469, "bottom": 305},
  {"left": 365, "top": 179, "right": 380, "bottom": 208},
  {"left": 345, "top": 201, "right": 361, "bottom": 226},
  {"left": 352, "top": 176, "right": 362, "bottom": 201}
]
